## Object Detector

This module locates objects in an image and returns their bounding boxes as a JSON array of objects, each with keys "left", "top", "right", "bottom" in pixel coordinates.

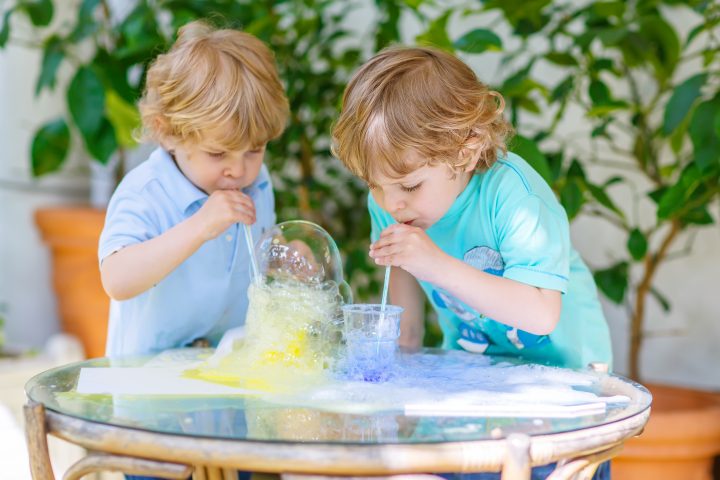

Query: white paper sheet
[
  {"left": 76, "top": 367, "right": 258, "bottom": 396},
  {"left": 404, "top": 401, "right": 607, "bottom": 418}
]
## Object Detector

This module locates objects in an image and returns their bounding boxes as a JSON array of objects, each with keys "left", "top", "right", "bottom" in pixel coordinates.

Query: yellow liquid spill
[{"left": 185, "top": 279, "right": 343, "bottom": 394}]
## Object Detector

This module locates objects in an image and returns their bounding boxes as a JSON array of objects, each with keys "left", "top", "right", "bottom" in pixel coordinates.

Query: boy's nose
[
  {"left": 385, "top": 191, "right": 406, "bottom": 213},
  {"left": 224, "top": 161, "right": 244, "bottom": 178}
]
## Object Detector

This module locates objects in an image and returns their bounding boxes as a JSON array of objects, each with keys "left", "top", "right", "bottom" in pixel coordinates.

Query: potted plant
[{"left": 419, "top": 1, "right": 720, "bottom": 478}]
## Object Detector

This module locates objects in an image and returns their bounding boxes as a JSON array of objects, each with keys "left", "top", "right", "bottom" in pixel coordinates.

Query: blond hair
[
  {"left": 332, "top": 46, "right": 512, "bottom": 184},
  {"left": 138, "top": 20, "right": 289, "bottom": 150}
]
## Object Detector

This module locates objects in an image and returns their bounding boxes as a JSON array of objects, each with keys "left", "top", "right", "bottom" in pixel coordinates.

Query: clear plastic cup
[{"left": 342, "top": 304, "right": 403, "bottom": 382}]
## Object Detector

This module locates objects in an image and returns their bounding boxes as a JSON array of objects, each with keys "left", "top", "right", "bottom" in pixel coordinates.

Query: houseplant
[
  {"left": 422, "top": 0, "right": 720, "bottom": 478},
  {"left": 0, "top": 0, "right": 431, "bottom": 356}
]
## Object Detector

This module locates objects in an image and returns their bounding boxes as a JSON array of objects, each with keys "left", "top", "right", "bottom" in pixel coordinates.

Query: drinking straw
[
  {"left": 380, "top": 265, "right": 391, "bottom": 311},
  {"left": 243, "top": 224, "right": 260, "bottom": 283}
]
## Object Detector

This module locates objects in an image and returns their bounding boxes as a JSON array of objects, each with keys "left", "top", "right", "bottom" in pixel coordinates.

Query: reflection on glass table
[{"left": 25, "top": 348, "right": 651, "bottom": 480}]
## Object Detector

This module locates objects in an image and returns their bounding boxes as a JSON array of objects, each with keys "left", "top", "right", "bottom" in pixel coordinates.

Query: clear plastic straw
[
  {"left": 377, "top": 266, "right": 392, "bottom": 355},
  {"left": 380, "top": 265, "right": 391, "bottom": 311},
  {"left": 243, "top": 224, "right": 260, "bottom": 283}
]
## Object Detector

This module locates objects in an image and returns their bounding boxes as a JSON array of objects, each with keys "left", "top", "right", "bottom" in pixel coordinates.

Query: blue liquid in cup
[{"left": 346, "top": 334, "right": 397, "bottom": 382}]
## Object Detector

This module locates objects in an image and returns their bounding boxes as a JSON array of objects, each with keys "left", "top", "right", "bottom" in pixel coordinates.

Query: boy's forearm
[
  {"left": 431, "top": 256, "right": 561, "bottom": 335},
  {"left": 390, "top": 267, "right": 425, "bottom": 349},
  {"left": 100, "top": 215, "right": 208, "bottom": 300}
]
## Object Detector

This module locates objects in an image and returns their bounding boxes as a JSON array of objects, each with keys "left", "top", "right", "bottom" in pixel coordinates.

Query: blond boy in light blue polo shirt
[{"left": 99, "top": 21, "right": 289, "bottom": 358}]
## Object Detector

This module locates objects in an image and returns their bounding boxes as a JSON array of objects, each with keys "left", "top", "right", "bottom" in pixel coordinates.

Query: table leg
[
  {"left": 24, "top": 401, "right": 55, "bottom": 480},
  {"left": 501, "top": 433, "right": 531, "bottom": 480},
  {"left": 545, "top": 443, "right": 622, "bottom": 480},
  {"left": 62, "top": 452, "right": 193, "bottom": 480}
]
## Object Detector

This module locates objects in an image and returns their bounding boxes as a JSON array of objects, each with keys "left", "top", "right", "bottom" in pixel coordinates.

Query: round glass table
[{"left": 25, "top": 348, "right": 651, "bottom": 480}]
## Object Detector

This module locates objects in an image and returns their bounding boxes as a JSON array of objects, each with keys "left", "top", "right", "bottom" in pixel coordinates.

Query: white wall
[
  {"left": 1, "top": 2, "right": 718, "bottom": 388},
  {"left": 0, "top": 15, "right": 91, "bottom": 351}
]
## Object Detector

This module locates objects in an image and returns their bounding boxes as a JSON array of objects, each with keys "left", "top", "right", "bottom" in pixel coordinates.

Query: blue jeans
[{"left": 439, "top": 460, "right": 610, "bottom": 480}]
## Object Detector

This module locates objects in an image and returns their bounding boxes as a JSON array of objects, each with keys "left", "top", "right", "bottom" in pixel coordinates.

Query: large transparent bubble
[{"left": 256, "top": 220, "right": 348, "bottom": 290}]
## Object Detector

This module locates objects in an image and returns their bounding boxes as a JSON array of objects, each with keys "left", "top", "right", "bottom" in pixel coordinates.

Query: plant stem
[{"left": 629, "top": 218, "right": 681, "bottom": 380}]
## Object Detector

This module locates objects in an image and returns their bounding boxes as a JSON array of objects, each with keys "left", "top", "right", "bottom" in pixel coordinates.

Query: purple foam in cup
[{"left": 341, "top": 304, "right": 403, "bottom": 382}]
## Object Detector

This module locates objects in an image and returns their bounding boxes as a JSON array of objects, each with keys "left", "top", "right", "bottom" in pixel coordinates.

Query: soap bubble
[{"left": 256, "top": 220, "right": 348, "bottom": 291}]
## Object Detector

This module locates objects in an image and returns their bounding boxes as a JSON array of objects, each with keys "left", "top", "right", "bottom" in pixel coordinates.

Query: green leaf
[
  {"left": 67, "top": 67, "right": 105, "bottom": 139},
  {"left": 453, "top": 28, "right": 502, "bottom": 53},
  {"left": 416, "top": 10, "right": 452, "bottom": 51},
  {"left": 35, "top": 35, "right": 63, "bottom": 95},
  {"left": 639, "top": 15, "right": 681, "bottom": 80},
  {"left": 544, "top": 52, "right": 578, "bottom": 66},
  {"left": 649, "top": 286, "right": 671, "bottom": 312},
  {"left": 587, "top": 183, "right": 625, "bottom": 218},
  {"left": 69, "top": 0, "right": 101, "bottom": 41},
  {"left": 511, "top": 135, "right": 553, "bottom": 184},
  {"left": 31, "top": 118, "right": 70, "bottom": 176},
  {"left": 689, "top": 96, "right": 720, "bottom": 171},
  {"left": 105, "top": 90, "right": 139, "bottom": 148},
  {"left": 627, "top": 228, "right": 648, "bottom": 261},
  {"left": 0, "top": 10, "right": 12, "bottom": 48},
  {"left": 681, "top": 206, "right": 714, "bottom": 225},
  {"left": 550, "top": 76, "right": 574, "bottom": 102},
  {"left": 589, "top": 79, "right": 611, "bottom": 105},
  {"left": 19, "top": 0, "right": 53, "bottom": 26},
  {"left": 657, "top": 164, "right": 704, "bottom": 219},
  {"left": 591, "top": 1, "right": 626, "bottom": 18},
  {"left": 566, "top": 159, "right": 586, "bottom": 180},
  {"left": 662, "top": 73, "right": 707, "bottom": 135},
  {"left": 84, "top": 117, "right": 117, "bottom": 164},
  {"left": 560, "top": 178, "right": 583, "bottom": 220},
  {"left": 594, "top": 261, "right": 628, "bottom": 304}
]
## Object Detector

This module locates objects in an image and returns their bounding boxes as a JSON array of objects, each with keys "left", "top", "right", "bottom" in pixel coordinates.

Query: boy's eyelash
[
  {"left": 208, "top": 152, "right": 226, "bottom": 159},
  {"left": 401, "top": 183, "right": 422, "bottom": 192}
]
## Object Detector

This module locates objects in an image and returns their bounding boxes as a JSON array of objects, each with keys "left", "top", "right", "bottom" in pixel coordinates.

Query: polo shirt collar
[{"left": 153, "top": 148, "right": 207, "bottom": 215}]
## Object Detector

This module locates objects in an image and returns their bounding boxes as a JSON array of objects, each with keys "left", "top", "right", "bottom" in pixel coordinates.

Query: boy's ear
[{"left": 458, "top": 144, "right": 482, "bottom": 172}]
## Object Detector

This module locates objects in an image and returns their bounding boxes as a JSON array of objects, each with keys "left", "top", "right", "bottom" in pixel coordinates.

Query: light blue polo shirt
[
  {"left": 369, "top": 152, "right": 612, "bottom": 369},
  {"left": 99, "top": 147, "right": 276, "bottom": 357}
]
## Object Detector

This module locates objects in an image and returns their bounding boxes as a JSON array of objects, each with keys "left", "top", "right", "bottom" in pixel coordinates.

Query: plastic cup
[{"left": 341, "top": 304, "right": 403, "bottom": 382}]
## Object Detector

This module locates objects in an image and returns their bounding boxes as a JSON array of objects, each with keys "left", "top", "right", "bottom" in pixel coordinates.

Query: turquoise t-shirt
[{"left": 369, "top": 152, "right": 612, "bottom": 369}]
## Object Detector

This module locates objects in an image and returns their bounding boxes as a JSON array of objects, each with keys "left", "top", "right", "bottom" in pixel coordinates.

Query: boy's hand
[
  {"left": 369, "top": 224, "right": 448, "bottom": 283},
  {"left": 196, "top": 190, "right": 256, "bottom": 240}
]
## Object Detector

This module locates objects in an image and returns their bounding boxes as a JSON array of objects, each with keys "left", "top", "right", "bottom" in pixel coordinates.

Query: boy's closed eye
[
  {"left": 400, "top": 182, "right": 422, "bottom": 192},
  {"left": 207, "top": 151, "right": 227, "bottom": 159}
]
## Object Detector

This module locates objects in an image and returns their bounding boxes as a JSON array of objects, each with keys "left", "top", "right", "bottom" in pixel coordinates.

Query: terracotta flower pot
[
  {"left": 35, "top": 207, "right": 109, "bottom": 359},
  {"left": 613, "top": 383, "right": 720, "bottom": 480}
]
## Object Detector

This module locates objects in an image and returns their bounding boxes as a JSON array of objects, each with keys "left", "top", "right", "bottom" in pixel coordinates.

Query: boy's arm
[
  {"left": 101, "top": 189, "right": 256, "bottom": 300},
  {"left": 435, "top": 256, "right": 561, "bottom": 335},
  {"left": 370, "top": 224, "right": 561, "bottom": 336},
  {"left": 389, "top": 266, "right": 425, "bottom": 349}
]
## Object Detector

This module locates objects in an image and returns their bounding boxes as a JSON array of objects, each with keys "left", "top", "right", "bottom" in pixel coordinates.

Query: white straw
[
  {"left": 380, "top": 265, "right": 391, "bottom": 311},
  {"left": 243, "top": 224, "right": 260, "bottom": 283}
]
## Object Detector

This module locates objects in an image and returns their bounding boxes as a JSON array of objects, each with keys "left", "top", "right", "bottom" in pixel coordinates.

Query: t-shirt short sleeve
[
  {"left": 494, "top": 191, "right": 570, "bottom": 293},
  {"left": 98, "top": 186, "right": 161, "bottom": 263}
]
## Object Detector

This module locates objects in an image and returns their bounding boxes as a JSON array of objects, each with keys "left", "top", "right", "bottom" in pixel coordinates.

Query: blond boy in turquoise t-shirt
[{"left": 332, "top": 46, "right": 611, "bottom": 371}]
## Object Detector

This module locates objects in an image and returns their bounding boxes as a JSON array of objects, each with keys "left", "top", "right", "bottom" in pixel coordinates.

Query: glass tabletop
[{"left": 26, "top": 348, "right": 651, "bottom": 445}]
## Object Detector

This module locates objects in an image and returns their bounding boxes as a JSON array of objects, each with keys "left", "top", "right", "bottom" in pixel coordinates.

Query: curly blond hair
[
  {"left": 332, "top": 46, "right": 512, "bottom": 184},
  {"left": 138, "top": 20, "right": 289, "bottom": 150}
]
